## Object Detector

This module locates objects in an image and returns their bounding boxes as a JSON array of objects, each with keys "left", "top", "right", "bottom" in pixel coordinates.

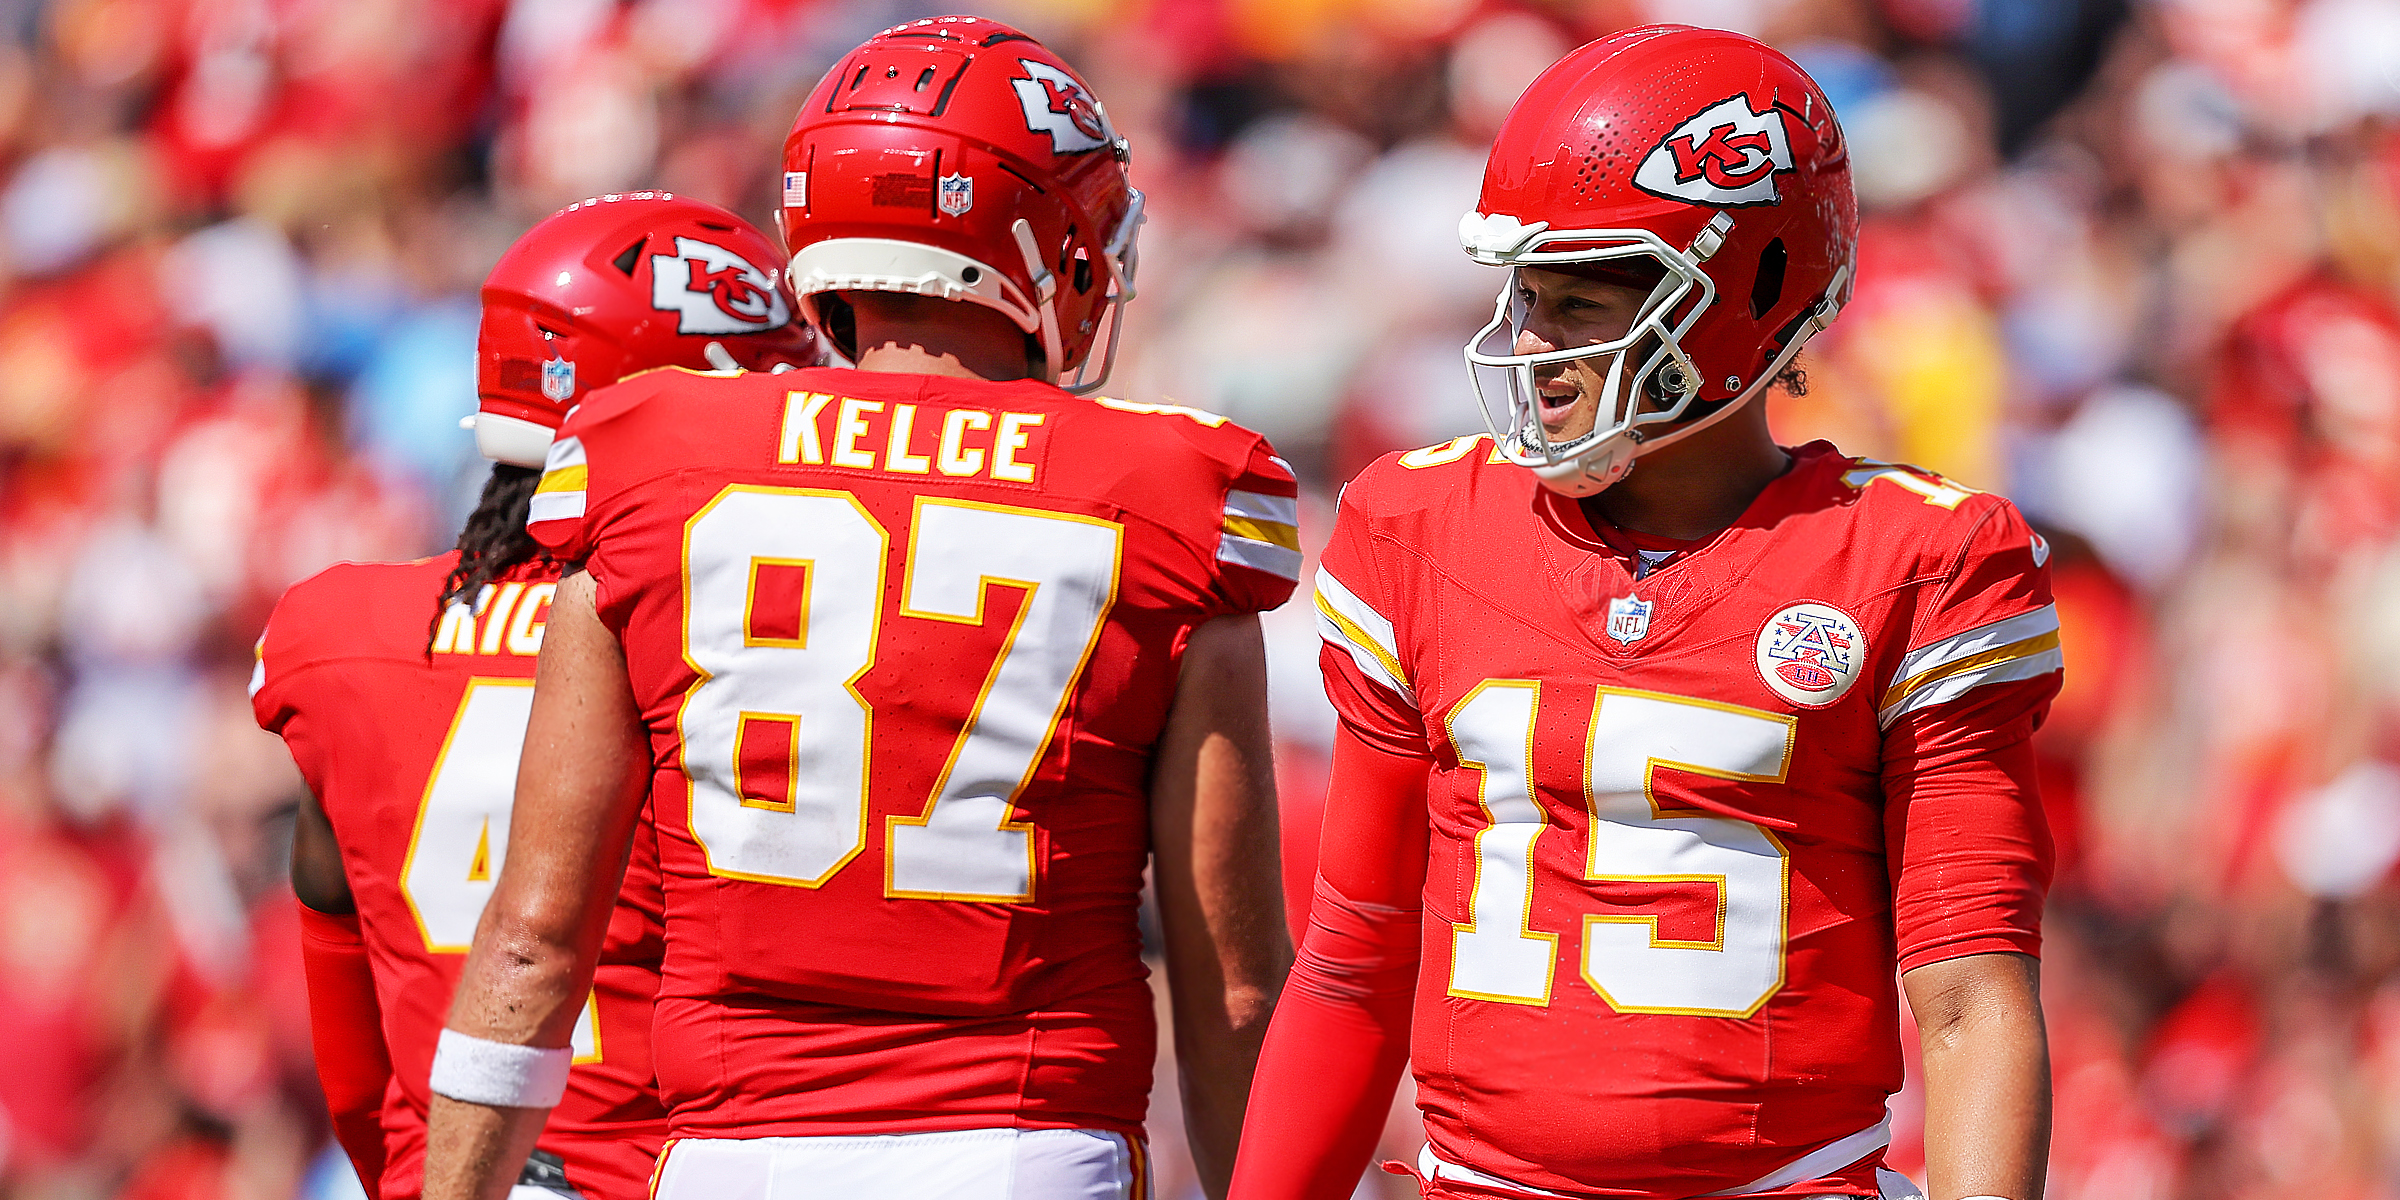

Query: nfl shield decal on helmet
[
  {"left": 938, "top": 173, "right": 973, "bottom": 216},
  {"left": 1756, "top": 601, "right": 1866, "bottom": 706},
  {"left": 1634, "top": 95, "right": 1795, "bottom": 208},
  {"left": 541, "top": 356, "right": 576, "bottom": 402},
  {"left": 1606, "top": 595, "right": 1653, "bottom": 645}
]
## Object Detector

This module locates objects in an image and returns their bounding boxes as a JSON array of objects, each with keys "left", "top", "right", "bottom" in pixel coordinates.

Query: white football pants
[
  {"left": 651, "top": 1128, "right": 1147, "bottom": 1200},
  {"left": 1416, "top": 1117, "right": 1925, "bottom": 1200}
]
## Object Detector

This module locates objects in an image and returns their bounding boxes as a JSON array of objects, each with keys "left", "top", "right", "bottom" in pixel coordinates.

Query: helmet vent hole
[
  {"left": 915, "top": 66, "right": 936, "bottom": 91},
  {"left": 1072, "top": 249, "right": 1093, "bottom": 294},
  {"left": 697, "top": 221, "right": 732, "bottom": 231},
  {"left": 1749, "top": 238, "right": 1787, "bottom": 320},
  {"left": 850, "top": 65, "right": 868, "bottom": 91},
  {"left": 611, "top": 239, "right": 644, "bottom": 276}
]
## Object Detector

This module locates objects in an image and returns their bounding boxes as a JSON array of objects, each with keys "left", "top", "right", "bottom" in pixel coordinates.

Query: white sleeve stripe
[
  {"left": 247, "top": 657, "right": 266, "bottom": 699},
  {"left": 1315, "top": 569, "right": 1399, "bottom": 660},
  {"left": 1267, "top": 455, "right": 1296, "bottom": 478},
  {"left": 1878, "top": 648, "right": 2063, "bottom": 728},
  {"left": 543, "top": 434, "right": 585, "bottom": 472},
  {"left": 1892, "top": 605, "right": 2059, "bottom": 682},
  {"left": 1317, "top": 597, "right": 1413, "bottom": 701},
  {"left": 527, "top": 490, "right": 586, "bottom": 524},
  {"left": 1216, "top": 535, "right": 1301, "bottom": 582},
  {"left": 1314, "top": 569, "right": 1412, "bottom": 700},
  {"left": 1224, "top": 489, "right": 1299, "bottom": 525}
]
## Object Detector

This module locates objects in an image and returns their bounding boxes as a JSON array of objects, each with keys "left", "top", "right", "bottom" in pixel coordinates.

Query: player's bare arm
[
  {"left": 1904, "top": 951, "right": 2049, "bottom": 1200},
  {"left": 424, "top": 570, "right": 650, "bottom": 1200},
  {"left": 291, "top": 792, "right": 354, "bottom": 915},
  {"left": 1151, "top": 612, "right": 1291, "bottom": 1200}
]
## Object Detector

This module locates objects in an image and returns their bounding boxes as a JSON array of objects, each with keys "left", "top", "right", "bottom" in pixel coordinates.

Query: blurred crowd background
[{"left": 3, "top": 0, "right": 2400, "bottom": 1197}]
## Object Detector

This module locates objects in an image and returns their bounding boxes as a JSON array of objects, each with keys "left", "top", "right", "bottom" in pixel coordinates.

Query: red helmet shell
[
  {"left": 780, "top": 15, "right": 1140, "bottom": 388},
  {"left": 1478, "top": 25, "right": 1856, "bottom": 402},
  {"left": 476, "top": 192, "right": 817, "bottom": 466}
]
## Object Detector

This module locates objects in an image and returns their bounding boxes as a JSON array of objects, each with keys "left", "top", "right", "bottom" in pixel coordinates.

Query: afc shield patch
[
  {"left": 1634, "top": 95, "right": 1795, "bottom": 208},
  {"left": 938, "top": 173, "right": 973, "bottom": 217},
  {"left": 1605, "top": 595, "right": 1653, "bottom": 645},
  {"left": 540, "top": 356, "right": 576, "bottom": 403},
  {"left": 1756, "top": 601, "right": 1866, "bottom": 707}
]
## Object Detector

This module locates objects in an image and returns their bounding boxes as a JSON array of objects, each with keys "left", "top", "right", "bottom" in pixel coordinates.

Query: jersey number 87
[{"left": 679, "top": 486, "right": 1122, "bottom": 902}]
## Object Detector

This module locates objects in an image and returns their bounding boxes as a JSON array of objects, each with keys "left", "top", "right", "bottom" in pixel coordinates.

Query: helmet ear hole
[
  {"left": 1072, "top": 249, "right": 1093, "bottom": 295},
  {"left": 1749, "top": 238, "right": 1787, "bottom": 320},
  {"left": 611, "top": 239, "right": 645, "bottom": 277},
  {"left": 817, "top": 293, "right": 858, "bottom": 362}
]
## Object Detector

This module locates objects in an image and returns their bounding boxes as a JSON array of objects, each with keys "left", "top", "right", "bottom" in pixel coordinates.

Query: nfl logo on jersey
[
  {"left": 541, "top": 357, "right": 576, "bottom": 402},
  {"left": 1605, "top": 595, "right": 1652, "bottom": 644}
]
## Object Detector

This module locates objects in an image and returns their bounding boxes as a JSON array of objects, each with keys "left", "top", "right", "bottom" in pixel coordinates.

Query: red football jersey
[
  {"left": 525, "top": 366, "right": 1299, "bottom": 1140},
  {"left": 1312, "top": 438, "right": 2058, "bottom": 1197},
  {"left": 253, "top": 554, "right": 668, "bottom": 1200}
]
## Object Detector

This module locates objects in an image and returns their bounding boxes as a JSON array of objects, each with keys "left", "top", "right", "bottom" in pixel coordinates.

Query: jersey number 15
[{"left": 1448, "top": 683, "right": 1794, "bottom": 1018}]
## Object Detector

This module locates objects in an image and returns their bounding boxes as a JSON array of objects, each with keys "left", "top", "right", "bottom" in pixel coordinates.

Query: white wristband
[{"left": 429, "top": 1029, "right": 572, "bottom": 1108}]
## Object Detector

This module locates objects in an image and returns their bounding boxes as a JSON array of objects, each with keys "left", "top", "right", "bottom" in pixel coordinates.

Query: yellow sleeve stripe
[
  {"left": 1879, "top": 630, "right": 2061, "bottom": 712},
  {"left": 1876, "top": 633, "right": 2063, "bottom": 728},
  {"left": 1314, "top": 569, "right": 1411, "bottom": 701},
  {"left": 1222, "top": 514, "right": 1301, "bottom": 552},
  {"left": 1315, "top": 591, "right": 1410, "bottom": 694},
  {"left": 535, "top": 464, "right": 588, "bottom": 494}
]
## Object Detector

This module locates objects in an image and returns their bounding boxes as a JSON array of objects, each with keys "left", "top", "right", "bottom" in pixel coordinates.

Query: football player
[
  {"left": 421, "top": 18, "right": 1295, "bottom": 1200},
  {"left": 254, "top": 193, "right": 816, "bottom": 1200},
  {"left": 1230, "top": 26, "right": 2056, "bottom": 1200}
]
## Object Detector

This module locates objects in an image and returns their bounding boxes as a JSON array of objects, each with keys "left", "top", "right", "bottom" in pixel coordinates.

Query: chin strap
[{"left": 1010, "top": 219, "right": 1063, "bottom": 385}]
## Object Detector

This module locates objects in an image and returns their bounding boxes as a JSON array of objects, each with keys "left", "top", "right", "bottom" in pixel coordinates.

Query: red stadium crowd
[{"left": 3, "top": 1, "right": 2400, "bottom": 1198}]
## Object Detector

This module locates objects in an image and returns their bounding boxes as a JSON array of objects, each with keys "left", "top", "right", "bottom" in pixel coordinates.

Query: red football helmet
[
  {"left": 473, "top": 192, "right": 819, "bottom": 467},
  {"left": 779, "top": 15, "right": 1142, "bottom": 393},
  {"left": 1462, "top": 25, "right": 1857, "bottom": 496}
]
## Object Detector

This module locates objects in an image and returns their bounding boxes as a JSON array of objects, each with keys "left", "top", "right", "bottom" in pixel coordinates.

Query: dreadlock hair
[
  {"left": 426, "top": 464, "right": 555, "bottom": 653},
  {"left": 1774, "top": 361, "right": 1809, "bottom": 397}
]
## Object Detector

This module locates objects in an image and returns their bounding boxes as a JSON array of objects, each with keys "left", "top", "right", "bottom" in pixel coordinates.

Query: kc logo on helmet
[
  {"left": 1634, "top": 95, "right": 1795, "bottom": 208},
  {"left": 1756, "top": 601, "right": 1866, "bottom": 707},
  {"left": 650, "top": 236, "right": 790, "bottom": 336},
  {"left": 1011, "top": 59, "right": 1115, "bottom": 155}
]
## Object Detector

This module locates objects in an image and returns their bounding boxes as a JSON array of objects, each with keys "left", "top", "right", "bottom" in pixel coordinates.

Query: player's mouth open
[{"left": 1536, "top": 373, "right": 1580, "bottom": 426}]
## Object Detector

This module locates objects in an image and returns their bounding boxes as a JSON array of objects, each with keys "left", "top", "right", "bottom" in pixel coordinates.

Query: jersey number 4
[
  {"left": 402, "top": 679, "right": 603, "bottom": 1059},
  {"left": 680, "top": 487, "right": 1121, "bottom": 900},
  {"left": 1448, "top": 682, "right": 1793, "bottom": 1018}
]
